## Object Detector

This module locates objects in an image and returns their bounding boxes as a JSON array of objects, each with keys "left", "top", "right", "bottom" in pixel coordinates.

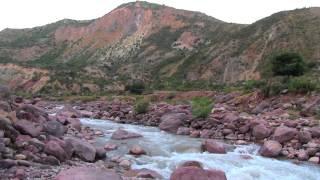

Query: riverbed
[{"left": 81, "top": 118, "right": 320, "bottom": 180}]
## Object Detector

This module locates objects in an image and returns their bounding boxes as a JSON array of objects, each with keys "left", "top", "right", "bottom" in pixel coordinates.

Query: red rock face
[{"left": 54, "top": 3, "right": 188, "bottom": 49}]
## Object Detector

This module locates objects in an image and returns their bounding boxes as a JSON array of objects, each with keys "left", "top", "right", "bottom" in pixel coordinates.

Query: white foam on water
[{"left": 81, "top": 118, "right": 320, "bottom": 180}]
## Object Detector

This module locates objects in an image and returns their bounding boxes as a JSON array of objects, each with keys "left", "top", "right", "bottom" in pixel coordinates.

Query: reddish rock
[
  {"left": 16, "top": 104, "right": 48, "bottom": 123},
  {"left": 126, "top": 168, "right": 163, "bottom": 179},
  {"left": 298, "top": 131, "right": 312, "bottom": 144},
  {"left": 159, "top": 113, "right": 185, "bottom": 134},
  {"left": 202, "top": 140, "right": 226, "bottom": 154},
  {"left": 129, "top": 145, "right": 146, "bottom": 156},
  {"left": 44, "top": 140, "right": 67, "bottom": 161},
  {"left": 177, "top": 127, "right": 191, "bottom": 135},
  {"left": 55, "top": 167, "right": 121, "bottom": 180},
  {"left": 297, "top": 150, "right": 309, "bottom": 161},
  {"left": 252, "top": 124, "right": 271, "bottom": 140},
  {"left": 65, "top": 137, "right": 96, "bottom": 162},
  {"left": 104, "top": 143, "right": 118, "bottom": 151},
  {"left": 180, "top": 161, "right": 203, "bottom": 168},
  {"left": 259, "top": 140, "right": 282, "bottom": 157},
  {"left": 111, "top": 129, "right": 142, "bottom": 140},
  {"left": 66, "top": 118, "right": 81, "bottom": 131},
  {"left": 170, "top": 166, "right": 227, "bottom": 180},
  {"left": 252, "top": 101, "right": 269, "bottom": 114},
  {"left": 309, "top": 127, "right": 320, "bottom": 138},
  {"left": 272, "top": 126, "right": 298, "bottom": 143},
  {"left": 43, "top": 120, "right": 65, "bottom": 137},
  {"left": 14, "top": 120, "right": 43, "bottom": 137}
]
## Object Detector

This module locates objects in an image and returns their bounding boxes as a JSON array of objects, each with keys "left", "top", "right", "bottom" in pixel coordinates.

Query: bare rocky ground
[{"left": 0, "top": 86, "right": 319, "bottom": 179}]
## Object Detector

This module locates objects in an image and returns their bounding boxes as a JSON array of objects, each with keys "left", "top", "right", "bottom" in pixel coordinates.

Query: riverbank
[{"left": 0, "top": 89, "right": 319, "bottom": 179}]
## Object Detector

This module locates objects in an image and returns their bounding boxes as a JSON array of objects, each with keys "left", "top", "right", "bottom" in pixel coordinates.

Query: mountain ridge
[{"left": 0, "top": 1, "right": 319, "bottom": 95}]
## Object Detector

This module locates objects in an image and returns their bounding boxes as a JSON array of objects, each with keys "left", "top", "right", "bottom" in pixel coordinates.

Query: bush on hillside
[
  {"left": 134, "top": 100, "right": 150, "bottom": 114},
  {"left": 271, "top": 52, "right": 306, "bottom": 77},
  {"left": 125, "top": 81, "right": 146, "bottom": 95},
  {"left": 191, "top": 97, "right": 213, "bottom": 119}
]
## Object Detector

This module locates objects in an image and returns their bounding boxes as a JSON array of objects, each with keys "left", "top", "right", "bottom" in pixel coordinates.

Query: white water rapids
[{"left": 81, "top": 118, "right": 320, "bottom": 180}]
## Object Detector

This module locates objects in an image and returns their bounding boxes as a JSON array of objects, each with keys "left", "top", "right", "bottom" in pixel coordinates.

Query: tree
[{"left": 271, "top": 52, "right": 306, "bottom": 77}]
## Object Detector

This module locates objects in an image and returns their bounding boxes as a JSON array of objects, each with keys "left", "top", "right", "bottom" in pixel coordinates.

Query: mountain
[{"left": 0, "top": 1, "right": 319, "bottom": 94}]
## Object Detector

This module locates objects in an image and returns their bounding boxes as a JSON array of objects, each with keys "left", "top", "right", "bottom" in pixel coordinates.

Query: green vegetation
[
  {"left": 271, "top": 52, "right": 306, "bottom": 77},
  {"left": 125, "top": 81, "right": 146, "bottom": 95},
  {"left": 191, "top": 97, "right": 213, "bottom": 118},
  {"left": 287, "top": 76, "right": 317, "bottom": 93},
  {"left": 134, "top": 99, "right": 150, "bottom": 114}
]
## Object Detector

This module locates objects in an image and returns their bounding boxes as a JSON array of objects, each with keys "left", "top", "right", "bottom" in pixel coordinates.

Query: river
[{"left": 81, "top": 118, "right": 320, "bottom": 180}]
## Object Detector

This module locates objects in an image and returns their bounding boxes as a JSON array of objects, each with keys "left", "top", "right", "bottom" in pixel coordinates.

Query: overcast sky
[{"left": 0, "top": 0, "right": 319, "bottom": 31}]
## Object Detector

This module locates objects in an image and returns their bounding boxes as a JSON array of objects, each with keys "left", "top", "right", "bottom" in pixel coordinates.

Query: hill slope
[{"left": 0, "top": 1, "right": 319, "bottom": 94}]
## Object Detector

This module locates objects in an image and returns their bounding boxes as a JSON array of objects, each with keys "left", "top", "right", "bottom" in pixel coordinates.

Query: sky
[{"left": 0, "top": 0, "right": 319, "bottom": 31}]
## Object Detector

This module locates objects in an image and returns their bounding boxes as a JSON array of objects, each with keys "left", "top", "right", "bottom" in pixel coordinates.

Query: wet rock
[
  {"left": 170, "top": 166, "right": 227, "bottom": 180},
  {"left": 180, "top": 161, "right": 203, "bottom": 168},
  {"left": 14, "top": 120, "right": 43, "bottom": 137},
  {"left": 297, "top": 150, "right": 309, "bottom": 161},
  {"left": 252, "top": 124, "right": 271, "bottom": 140},
  {"left": 126, "top": 168, "right": 163, "bottom": 179},
  {"left": 159, "top": 113, "right": 185, "bottom": 134},
  {"left": 95, "top": 146, "right": 106, "bottom": 159},
  {"left": 259, "top": 140, "right": 282, "bottom": 157},
  {"left": 44, "top": 140, "right": 68, "bottom": 161},
  {"left": 43, "top": 120, "right": 65, "bottom": 137},
  {"left": 177, "top": 127, "right": 191, "bottom": 135},
  {"left": 202, "top": 140, "right": 226, "bottom": 154},
  {"left": 65, "top": 137, "right": 96, "bottom": 162},
  {"left": 104, "top": 143, "right": 118, "bottom": 151},
  {"left": 308, "top": 157, "right": 319, "bottom": 164},
  {"left": 111, "top": 129, "right": 142, "bottom": 140},
  {"left": 119, "top": 159, "right": 131, "bottom": 170},
  {"left": 55, "top": 167, "right": 121, "bottom": 180},
  {"left": 273, "top": 126, "right": 298, "bottom": 143},
  {"left": 129, "top": 145, "right": 146, "bottom": 156}
]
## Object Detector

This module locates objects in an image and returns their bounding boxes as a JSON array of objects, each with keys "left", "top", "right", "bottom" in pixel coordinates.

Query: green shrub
[
  {"left": 125, "top": 81, "right": 146, "bottom": 95},
  {"left": 271, "top": 52, "right": 306, "bottom": 77},
  {"left": 134, "top": 100, "right": 150, "bottom": 114},
  {"left": 288, "top": 77, "right": 317, "bottom": 93},
  {"left": 261, "top": 81, "right": 286, "bottom": 97},
  {"left": 191, "top": 97, "right": 213, "bottom": 118},
  {"left": 243, "top": 80, "right": 266, "bottom": 92}
]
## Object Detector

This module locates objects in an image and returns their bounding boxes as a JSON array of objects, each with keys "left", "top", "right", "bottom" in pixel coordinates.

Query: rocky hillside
[{"left": 0, "top": 1, "right": 320, "bottom": 94}]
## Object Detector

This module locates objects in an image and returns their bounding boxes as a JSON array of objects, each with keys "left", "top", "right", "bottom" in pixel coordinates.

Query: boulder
[
  {"left": 44, "top": 141, "right": 68, "bottom": 161},
  {"left": 95, "top": 146, "right": 107, "bottom": 159},
  {"left": 14, "top": 120, "right": 42, "bottom": 137},
  {"left": 309, "top": 127, "right": 320, "bottom": 138},
  {"left": 252, "top": 124, "right": 271, "bottom": 140},
  {"left": 56, "top": 105, "right": 81, "bottom": 118},
  {"left": 159, "top": 113, "right": 186, "bottom": 134},
  {"left": 55, "top": 167, "right": 121, "bottom": 180},
  {"left": 129, "top": 145, "right": 146, "bottom": 156},
  {"left": 272, "top": 126, "right": 298, "bottom": 143},
  {"left": 16, "top": 105, "right": 48, "bottom": 123},
  {"left": 297, "top": 150, "right": 309, "bottom": 161},
  {"left": 180, "top": 161, "right": 203, "bottom": 168},
  {"left": 125, "top": 168, "right": 163, "bottom": 179},
  {"left": 252, "top": 101, "right": 269, "bottom": 114},
  {"left": 298, "top": 131, "right": 312, "bottom": 144},
  {"left": 202, "top": 140, "right": 226, "bottom": 154},
  {"left": 44, "top": 120, "right": 65, "bottom": 137},
  {"left": 66, "top": 118, "right": 81, "bottom": 131},
  {"left": 170, "top": 166, "right": 227, "bottom": 180},
  {"left": 259, "top": 140, "right": 282, "bottom": 157},
  {"left": 0, "top": 101, "right": 11, "bottom": 112},
  {"left": 64, "top": 137, "right": 96, "bottom": 162},
  {"left": 111, "top": 129, "right": 142, "bottom": 140}
]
